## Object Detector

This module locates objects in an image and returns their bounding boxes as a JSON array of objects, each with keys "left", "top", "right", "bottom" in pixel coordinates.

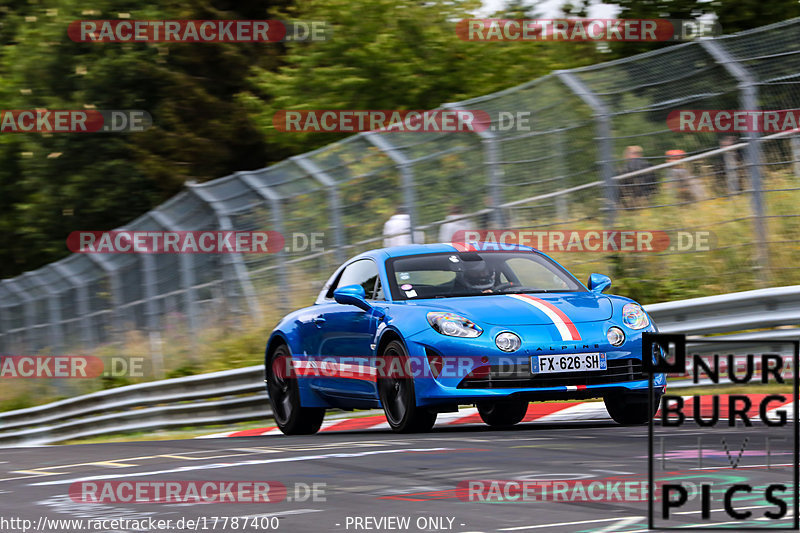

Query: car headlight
[
  {"left": 495, "top": 332, "right": 521, "bottom": 352},
  {"left": 622, "top": 303, "right": 650, "bottom": 330},
  {"left": 607, "top": 326, "right": 625, "bottom": 346},
  {"left": 427, "top": 312, "right": 482, "bottom": 338}
]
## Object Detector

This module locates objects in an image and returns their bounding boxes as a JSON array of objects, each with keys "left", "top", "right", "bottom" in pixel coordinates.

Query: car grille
[{"left": 457, "top": 358, "right": 645, "bottom": 389}]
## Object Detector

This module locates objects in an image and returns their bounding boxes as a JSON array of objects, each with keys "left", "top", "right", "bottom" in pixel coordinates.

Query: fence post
[
  {"left": 52, "top": 262, "right": 95, "bottom": 349},
  {"left": 363, "top": 132, "right": 420, "bottom": 243},
  {"left": 441, "top": 102, "right": 505, "bottom": 228},
  {"left": 235, "top": 171, "right": 290, "bottom": 310},
  {"left": 476, "top": 128, "right": 506, "bottom": 227},
  {"left": 0, "top": 301, "right": 7, "bottom": 354},
  {"left": 554, "top": 128, "right": 569, "bottom": 221},
  {"left": 85, "top": 254, "right": 125, "bottom": 343},
  {"left": 555, "top": 70, "right": 617, "bottom": 227},
  {"left": 187, "top": 183, "right": 263, "bottom": 321},
  {"left": 149, "top": 210, "right": 199, "bottom": 340},
  {"left": 701, "top": 40, "right": 769, "bottom": 284},
  {"left": 791, "top": 136, "right": 800, "bottom": 178},
  {"left": 2, "top": 280, "right": 36, "bottom": 353},
  {"left": 291, "top": 155, "right": 346, "bottom": 263},
  {"left": 23, "top": 271, "right": 63, "bottom": 353}
]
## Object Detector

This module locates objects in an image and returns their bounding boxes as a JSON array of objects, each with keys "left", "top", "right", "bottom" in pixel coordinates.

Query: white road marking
[
  {"left": 691, "top": 462, "right": 793, "bottom": 470},
  {"left": 237, "top": 509, "right": 324, "bottom": 518},
  {"left": 593, "top": 516, "right": 643, "bottom": 532},
  {"left": 30, "top": 447, "right": 453, "bottom": 486},
  {"left": 498, "top": 517, "right": 643, "bottom": 531}
]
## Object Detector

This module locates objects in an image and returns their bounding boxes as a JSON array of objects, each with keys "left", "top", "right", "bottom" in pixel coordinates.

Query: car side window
[{"left": 330, "top": 259, "right": 380, "bottom": 300}]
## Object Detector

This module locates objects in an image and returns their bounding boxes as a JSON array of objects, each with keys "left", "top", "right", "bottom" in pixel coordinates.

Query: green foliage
[
  {"left": 0, "top": 0, "right": 289, "bottom": 277},
  {"left": 240, "top": 0, "right": 603, "bottom": 154}
]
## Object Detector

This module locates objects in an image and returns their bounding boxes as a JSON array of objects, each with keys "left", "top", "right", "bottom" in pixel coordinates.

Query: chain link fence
[{"left": 2, "top": 19, "right": 800, "bottom": 378}]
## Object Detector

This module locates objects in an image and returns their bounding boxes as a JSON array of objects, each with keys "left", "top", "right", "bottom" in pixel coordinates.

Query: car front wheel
[
  {"left": 267, "top": 344, "right": 325, "bottom": 435},
  {"left": 604, "top": 391, "right": 661, "bottom": 425},
  {"left": 477, "top": 399, "right": 529, "bottom": 427},
  {"left": 378, "top": 340, "right": 437, "bottom": 433}
]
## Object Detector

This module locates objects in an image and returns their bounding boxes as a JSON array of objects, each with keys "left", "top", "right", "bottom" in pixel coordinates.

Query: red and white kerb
[{"left": 507, "top": 294, "right": 582, "bottom": 341}]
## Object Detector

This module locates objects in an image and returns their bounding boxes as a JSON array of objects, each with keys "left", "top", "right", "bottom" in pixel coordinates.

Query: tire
[
  {"left": 377, "top": 340, "right": 437, "bottom": 433},
  {"left": 604, "top": 391, "right": 661, "bottom": 425},
  {"left": 477, "top": 399, "right": 529, "bottom": 427},
  {"left": 266, "top": 344, "right": 325, "bottom": 435}
]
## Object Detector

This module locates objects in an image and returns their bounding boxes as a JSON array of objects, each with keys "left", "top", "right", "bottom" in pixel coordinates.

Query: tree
[
  {"left": 240, "top": 0, "right": 603, "bottom": 154},
  {"left": 0, "top": 0, "right": 291, "bottom": 277}
]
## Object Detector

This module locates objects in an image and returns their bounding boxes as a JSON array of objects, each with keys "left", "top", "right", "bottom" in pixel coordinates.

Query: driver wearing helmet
[{"left": 460, "top": 260, "right": 497, "bottom": 293}]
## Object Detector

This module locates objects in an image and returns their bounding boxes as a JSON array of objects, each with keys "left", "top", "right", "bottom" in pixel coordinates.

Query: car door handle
[{"left": 312, "top": 317, "right": 326, "bottom": 327}]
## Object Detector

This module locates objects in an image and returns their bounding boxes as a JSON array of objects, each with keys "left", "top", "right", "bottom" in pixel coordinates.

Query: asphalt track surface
[{"left": 0, "top": 418, "right": 795, "bottom": 533}]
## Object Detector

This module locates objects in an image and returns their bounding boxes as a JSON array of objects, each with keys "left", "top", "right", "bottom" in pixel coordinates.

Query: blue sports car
[{"left": 264, "top": 242, "right": 666, "bottom": 434}]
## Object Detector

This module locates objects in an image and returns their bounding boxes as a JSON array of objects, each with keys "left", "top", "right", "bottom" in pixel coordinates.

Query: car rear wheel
[
  {"left": 378, "top": 340, "right": 437, "bottom": 433},
  {"left": 267, "top": 344, "right": 325, "bottom": 435},
  {"left": 604, "top": 391, "right": 661, "bottom": 425},
  {"left": 477, "top": 399, "right": 529, "bottom": 427}
]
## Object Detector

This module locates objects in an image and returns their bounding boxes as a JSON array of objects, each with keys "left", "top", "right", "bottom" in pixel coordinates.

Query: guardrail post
[
  {"left": 701, "top": 40, "right": 769, "bottom": 285},
  {"left": 363, "top": 132, "right": 420, "bottom": 243},
  {"left": 555, "top": 70, "right": 617, "bottom": 227},
  {"left": 291, "top": 155, "right": 346, "bottom": 263},
  {"left": 188, "top": 183, "right": 263, "bottom": 322}
]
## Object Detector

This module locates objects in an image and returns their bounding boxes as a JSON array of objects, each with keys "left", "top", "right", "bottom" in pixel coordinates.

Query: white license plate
[{"left": 531, "top": 353, "right": 607, "bottom": 374}]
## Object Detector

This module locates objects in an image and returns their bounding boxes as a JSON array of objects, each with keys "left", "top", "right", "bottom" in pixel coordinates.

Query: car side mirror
[
  {"left": 333, "top": 284, "right": 382, "bottom": 315},
  {"left": 588, "top": 273, "right": 612, "bottom": 293}
]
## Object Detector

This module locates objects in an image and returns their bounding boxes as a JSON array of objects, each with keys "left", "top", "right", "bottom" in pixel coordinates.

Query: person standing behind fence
[
  {"left": 666, "top": 149, "right": 706, "bottom": 202},
  {"left": 383, "top": 206, "right": 424, "bottom": 247},
  {"left": 618, "top": 146, "right": 657, "bottom": 206},
  {"left": 438, "top": 206, "right": 472, "bottom": 243}
]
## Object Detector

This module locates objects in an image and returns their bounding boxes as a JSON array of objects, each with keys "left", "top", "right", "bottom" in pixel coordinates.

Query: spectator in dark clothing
[{"left": 618, "top": 146, "right": 658, "bottom": 206}]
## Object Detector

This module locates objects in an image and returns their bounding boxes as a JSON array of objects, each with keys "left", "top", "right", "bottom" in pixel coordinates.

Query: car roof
[{"left": 379, "top": 242, "right": 535, "bottom": 258}]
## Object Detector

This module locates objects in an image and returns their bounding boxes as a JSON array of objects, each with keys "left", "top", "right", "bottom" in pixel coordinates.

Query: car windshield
[{"left": 386, "top": 251, "right": 584, "bottom": 300}]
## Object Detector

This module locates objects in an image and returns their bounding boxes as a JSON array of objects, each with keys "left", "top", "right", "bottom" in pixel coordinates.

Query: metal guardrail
[
  {"left": 644, "top": 285, "right": 800, "bottom": 336},
  {"left": 0, "top": 285, "right": 797, "bottom": 446}
]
